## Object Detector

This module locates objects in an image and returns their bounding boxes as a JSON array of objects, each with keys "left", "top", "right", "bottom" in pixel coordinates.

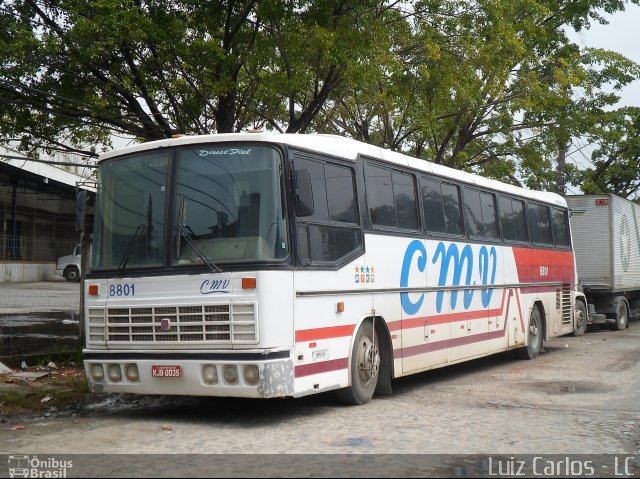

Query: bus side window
[
  {"left": 528, "top": 203, "right": 553, "bottom": 245},
  {"left": 499, "top": 196, "right": 529, "bottom": 243},
  {"left": 463, "top": 187, "right": 499, "bottom": 240},
  {"left": 551, "top": 207, "right": 571, "bottom": 247},
  {"left": 294, "top": 157, "right": 328, "bottom": 220},
  {"left": 365, "top": 163, "right": 419, "bottom": 231},
  {"left": 421, "top": 178, "right": 464, "bottom": 236},
  {"left": 293, "top": 153, "right": 362, "bottom": 265}
]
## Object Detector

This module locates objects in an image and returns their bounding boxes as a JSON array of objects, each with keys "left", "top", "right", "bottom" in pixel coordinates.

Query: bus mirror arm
[
  {"left": 76, "top": 190, "right": 88, "bottom": 233},
  {"left": 294, "top": 169, "right": 314, "bottom": 217}
]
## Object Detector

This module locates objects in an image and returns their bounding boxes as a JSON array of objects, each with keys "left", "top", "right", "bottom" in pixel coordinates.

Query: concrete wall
[{"left": 0, "top": 262, "right": 57, "bottom": 282}]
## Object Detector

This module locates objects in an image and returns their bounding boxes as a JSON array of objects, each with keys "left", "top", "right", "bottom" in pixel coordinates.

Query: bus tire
[
  {"left": 337, "top": 321, "right": 380, "bottom": 405},
  {"left": 517, "top": 305, "right": 543, "bottom": 360},
  {"left": 612, "top": 298, "right": 629, "bottom": 331},
  {"left": 572, "top": 300, "right": 587, "bottom": 337}
]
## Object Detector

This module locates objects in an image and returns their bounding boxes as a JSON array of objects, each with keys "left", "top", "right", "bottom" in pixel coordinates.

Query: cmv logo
[
  {"left": 200, "top": 279, "right": 231, "bottom": 295},
  {"left": 400, "top": 240, "right": 498, "bottom": 315}
]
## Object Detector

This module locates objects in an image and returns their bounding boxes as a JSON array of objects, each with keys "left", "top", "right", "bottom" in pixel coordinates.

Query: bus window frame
[
  {"left": 549, "top": 206, "right": 573, "bottom": 250},
  {"left": 418, "top": 175, "right": 466, "bottom": 240},
  {"left": 461, "top": 185, "right": 501, "bottom": 243},
  {"left": 497, "top": 194, "right": 530, "bottom": 246},
  {"left": 362, "top": 159, "right": 421, "bottom": 235},
  {"left": 527, "top": 201, "right": 554, "bottom": 247},
  {"left": 290, "top": 148, "right": 365, "bottom": 269}
]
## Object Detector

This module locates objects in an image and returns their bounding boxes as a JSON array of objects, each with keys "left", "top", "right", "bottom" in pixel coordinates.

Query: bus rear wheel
[
  {"left": 337, "top": 321, "right": 380, "bottom": 405},
  {"left": 517, "top": 305, "right": 543, "bottom": 360},
  {"left": 572, "top": 300, "right": 587, "bottom": 337}
]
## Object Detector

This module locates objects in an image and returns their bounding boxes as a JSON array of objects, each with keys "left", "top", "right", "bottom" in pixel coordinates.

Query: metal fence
[{"left": 0, "top": 235, "right": 82, "bottom": 358}]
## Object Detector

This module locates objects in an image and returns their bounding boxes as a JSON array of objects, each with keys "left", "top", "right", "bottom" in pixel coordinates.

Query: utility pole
[
  {"left": 557, "top": 78, "right": 570, "bottom": 197},
  {"left": 557, "top": 146, "right": 566, "bottom": 196}
]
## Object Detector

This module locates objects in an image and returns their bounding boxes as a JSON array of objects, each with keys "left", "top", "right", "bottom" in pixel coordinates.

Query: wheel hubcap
[
  {"left": 358, "top": 337, "right": 380, "bottom": 382},
  {"left": 577, "top": 310, "right": 585, "bottom": 328},
  {"left": 529, "top": 317, "right": 540, "bottom": 347}
]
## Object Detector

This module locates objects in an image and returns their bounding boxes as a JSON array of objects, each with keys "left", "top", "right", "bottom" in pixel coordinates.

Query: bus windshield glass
[
  {"left": 92, "top": 151, "right": 170, "bottom": 271},
  {"left": 173, "top": 145, "right": 288, "bottom": 265},
  {"left": 91, "top": 144, "right": 288, "bottom": 271}
]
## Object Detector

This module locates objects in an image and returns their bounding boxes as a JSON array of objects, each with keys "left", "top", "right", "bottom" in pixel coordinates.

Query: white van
[{"left": 55, "top": 244, "right": 81, "bottom": 282}]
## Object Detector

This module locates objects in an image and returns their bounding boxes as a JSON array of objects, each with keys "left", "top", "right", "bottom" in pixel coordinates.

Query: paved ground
[
  {"left": 1, "top": 320, "right": 639, "bottom": 476},
  {"left": 0, "top": 281, "right": 81, "bottom": 357},
  {"left": 0, "top": 280, "right": 80, "bottom": 314}
]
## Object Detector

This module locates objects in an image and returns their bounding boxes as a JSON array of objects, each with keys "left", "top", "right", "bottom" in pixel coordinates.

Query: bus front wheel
[{"left": 337, "top": 321, "right": 380, "bottom": 405}]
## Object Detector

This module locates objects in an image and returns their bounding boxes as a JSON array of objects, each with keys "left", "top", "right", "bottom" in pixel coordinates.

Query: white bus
[{"left": 82, "top": 133, "right": 587, "bottom": 405}]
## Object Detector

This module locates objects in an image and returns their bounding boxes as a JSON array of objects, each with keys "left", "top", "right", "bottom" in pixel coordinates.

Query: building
[{"left": 0, "top": 152, "right": 95, "bottom": 281}]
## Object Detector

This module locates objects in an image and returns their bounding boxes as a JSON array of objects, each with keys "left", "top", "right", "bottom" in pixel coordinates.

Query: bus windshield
[
  {"left": 92, "top": 151, "right": 170, "bottom": 271},
  {"left": 172, "top": 145, "right": 288, "bottom": 265},
  {"left": 91, "top": 144, "right": 288, "bottom": 271}
]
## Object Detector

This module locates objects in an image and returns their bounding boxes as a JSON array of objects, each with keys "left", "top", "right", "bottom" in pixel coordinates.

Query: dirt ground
[{"left": 1, "top": 321, "right": 640, "bottom": 477}]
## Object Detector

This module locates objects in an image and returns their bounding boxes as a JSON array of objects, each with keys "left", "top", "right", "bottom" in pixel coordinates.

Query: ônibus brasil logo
[{"left": 8, "top": 455, "right": 73, "bottom": 478}]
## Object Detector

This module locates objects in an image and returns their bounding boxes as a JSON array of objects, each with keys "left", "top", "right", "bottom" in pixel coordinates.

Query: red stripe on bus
[
  {"left": 512, "top": 248, "right": 575, "bottom": 284},
  {"left": 393, "top": 289, "right": 521, "bottom": 359},
  {"left": 394, "top": 320, "right": 510, "bottom": 359},
  {"left": 387, "top": 289, "right": 508, "bottom": 332},
  {"left": 295, "top": 325, "right": 355, "bottom": 343},
  {"left": 294, "top": 358, "right": 349, "bottom": 378}
]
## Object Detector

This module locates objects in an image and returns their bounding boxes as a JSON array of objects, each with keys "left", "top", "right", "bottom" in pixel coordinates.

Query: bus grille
[
  {"left": 101, "top": 303, "right": 258, "bottom": 345},
  {"left": 562, "top": 285, "right": 572, "bottom": 326}
]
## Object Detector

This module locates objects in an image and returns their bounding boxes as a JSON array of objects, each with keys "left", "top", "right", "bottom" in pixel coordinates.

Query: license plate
[{"left": 152, "top": 365, "right": 181, "bottom": 378}]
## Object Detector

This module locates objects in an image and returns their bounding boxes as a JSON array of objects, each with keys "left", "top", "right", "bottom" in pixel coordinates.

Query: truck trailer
[{"left": 566, "top": 194, "right": 638, "bottom": 331}]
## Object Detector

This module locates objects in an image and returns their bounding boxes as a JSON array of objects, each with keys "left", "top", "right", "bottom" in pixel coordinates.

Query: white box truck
[
  {"left": 54, "top": 243, "right": 81, "bottom": 282},
  {"left": 566, "top": 194, "right": 639, "bottom": 330}
]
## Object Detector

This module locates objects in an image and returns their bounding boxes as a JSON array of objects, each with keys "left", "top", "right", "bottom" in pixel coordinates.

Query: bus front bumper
[{"left": 83, "top": 352, "right": 294, "bottom": 399}]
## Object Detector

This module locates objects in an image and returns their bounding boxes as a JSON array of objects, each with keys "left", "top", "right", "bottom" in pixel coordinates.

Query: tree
[
  {"left": 581, "top": 107, "right": 640, "bottom": 199},
  {"left": 0, "top": 0, "right": 388, "bottom": 158},
  {"left": 320, "top": 0, "right": 640, "bottom": 189},
  {"left": 1, "top": 0, "right": 639, "bottom": 200}
]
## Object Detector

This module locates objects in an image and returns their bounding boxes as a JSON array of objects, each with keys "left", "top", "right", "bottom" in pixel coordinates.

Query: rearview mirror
[{"left": 76, "top": 190, "right": 87, "bottom": 233}]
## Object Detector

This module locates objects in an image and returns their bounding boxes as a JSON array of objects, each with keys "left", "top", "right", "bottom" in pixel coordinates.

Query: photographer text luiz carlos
[{"left": 488, "top": 456, "right": 636, "bottom": 477}]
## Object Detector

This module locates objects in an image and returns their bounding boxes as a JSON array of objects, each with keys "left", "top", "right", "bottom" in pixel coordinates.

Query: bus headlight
[
  {"left": 223, "top": 365, "right": 238, "bottom": 385},
  {"left": 108, "top": 364, "right": 122, "bottom": 382},
  {"left": 91, "top": 364, "right": 104, "bottom": 381},
  {"left": 202, "top": 365, "right": 218, "bottom": 385},
  {"left": 243, "top": 365, "right": 260, "bottom": 386},
  {"left": 125, "top": 364, "right": 139, "bottom": 382}
]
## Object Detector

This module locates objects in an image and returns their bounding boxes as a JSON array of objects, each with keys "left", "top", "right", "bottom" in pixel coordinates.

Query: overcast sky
[{"left": 572, "top": 3, "right": 640, "bottom": 107}]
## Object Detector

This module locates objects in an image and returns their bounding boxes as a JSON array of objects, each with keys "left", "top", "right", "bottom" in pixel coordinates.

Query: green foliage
[
  {"left": 581, "top": 107, "right": 640, "bottom": 199},
  {"left": 1, "top": 0, "right": 640, "bottom": 196}
]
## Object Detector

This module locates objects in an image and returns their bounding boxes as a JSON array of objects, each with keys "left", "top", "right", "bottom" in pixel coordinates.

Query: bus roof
[{"left": 98, "top": 132, "right": 567, "bottom": 208}]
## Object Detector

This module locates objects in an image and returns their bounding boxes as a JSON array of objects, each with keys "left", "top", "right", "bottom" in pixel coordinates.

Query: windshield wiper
[
  {"left": 175, "top": 224, "right": 222, "bottom": 273},
  {"left": 116, "top": 223, "right": 147, "bottom": 277}
]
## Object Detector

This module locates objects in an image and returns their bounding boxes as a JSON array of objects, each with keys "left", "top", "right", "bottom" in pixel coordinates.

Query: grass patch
[{"left": 0, "top": 362, "right": 89, "bottom": 417}]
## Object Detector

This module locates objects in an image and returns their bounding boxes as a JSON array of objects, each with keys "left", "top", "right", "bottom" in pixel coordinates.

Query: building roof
[{"left": 0, "top": 148, "right": 95, "bottom": 191}]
